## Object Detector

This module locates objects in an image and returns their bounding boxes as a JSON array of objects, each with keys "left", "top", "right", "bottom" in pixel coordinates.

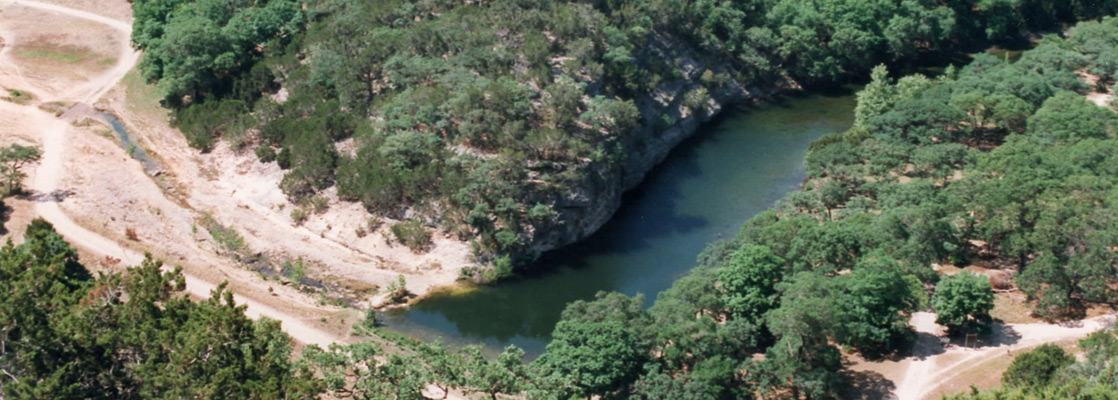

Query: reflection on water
[{"left": 382, "top": 89, "right": 858, "bottom": 358}]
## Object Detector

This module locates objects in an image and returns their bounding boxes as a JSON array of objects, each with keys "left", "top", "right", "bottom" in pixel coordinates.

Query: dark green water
[{"left": 382, "top": 89, "right": 857, "bottom": 358}]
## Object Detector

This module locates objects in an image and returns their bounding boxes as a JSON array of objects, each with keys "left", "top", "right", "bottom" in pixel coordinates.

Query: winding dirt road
[{"left": 2, "top": 0, "right": 338, "bottom": 347}]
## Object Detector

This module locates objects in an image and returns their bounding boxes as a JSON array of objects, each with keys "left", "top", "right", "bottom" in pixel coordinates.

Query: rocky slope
[{"left": 528, "top": 30, "right": 796, "bottom": 255}]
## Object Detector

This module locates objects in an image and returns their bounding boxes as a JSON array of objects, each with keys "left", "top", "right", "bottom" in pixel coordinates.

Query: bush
[
  {"left": 390, "top": 220, "right": 432, "bottom": 253},
  {"left": 1002, "top": 344, "right": 1074, "bottom": 388},
  {"left": 683, "top": 87, "right": 710, "bottom": 113},
  {"left": 173, "top": 99, "right": 247, "bottom": 151},
  {"left": 290, "top": 208, "right": 309, "bottom": 226},
  {"left": 255, "top": 146, "right": 276, "bottom": 163},
  {"left": 386, "top": 274, "right": 408, "bottom": 303},
  {"left": 200, "top": 213, "right": 245, "bottom": 255},
  {"left": 282, "top": 258, "right": 307, "bottom": 283},
  {"left": 4, "top": 89, "right": 34, "bottom": 105},
  {"left": 309, "top": 196, "right": 329, "bottom": 213}
]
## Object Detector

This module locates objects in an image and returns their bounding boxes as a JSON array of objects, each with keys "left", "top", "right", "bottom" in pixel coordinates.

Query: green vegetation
[
  {"left": 131, "top": 0, "right": 1116, "bottom": 275},
  {"left": 2, "top": 89, "right": 35, "bottom": 105},
  {"left": 0, "top": 220, "right": 321, "bottom": 399},
  {"left": 386, "top": 274, "right": 408, "bottom": 304},
  {"left": 390, "top": 220, "right": 432, "bottom": 253},
  {"left": 0, "top": 1, "right": 1087, "bottom": 399},
  {"left": 17, "top": 45, "right": 89, "bottom": 63},
  {"left": 1002, "top": 344, "right": 1076, "bottom": 389},
  {"left": 521, "top": 16, "right": 1118, "bottom": 398},
  {"left": 282, "top": 257, "right": 307, "bottom": 283},
  {"left": 199, "top": 213, "right": 245, "bottom": 255},
  {"left": 933, "top": 272, "right": 995, "bottom": 333},
  {"left": 946, "top": 332, "right": 1118, "bottom": 399},
  {"left": 0, "top": 144, "right": 41, "bottom": 195}
]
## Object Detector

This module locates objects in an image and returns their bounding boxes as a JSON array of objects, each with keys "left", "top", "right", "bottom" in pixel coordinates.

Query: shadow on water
[{"left": 382, "top": 88, "right": 858, "bottom": 359}]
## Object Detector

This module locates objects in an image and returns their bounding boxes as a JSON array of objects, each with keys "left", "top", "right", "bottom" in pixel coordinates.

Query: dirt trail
[
  {"left": 1, "top": 0, "right": 340, "bottom": 347},
  {"left": 892, "top": 312, "right": 1115, "bottom": 399},
  {"left": 3, "top": 9, "right": 471, "bottom": 400},
  {"left": 1, "top": 0, "right": 140, "bottom": 103},
  {"left": 25, "top": 103, "right": 336, "bottom": 346}
]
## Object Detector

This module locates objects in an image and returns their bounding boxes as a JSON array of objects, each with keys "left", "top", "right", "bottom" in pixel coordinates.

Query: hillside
[{"left": 127, "top": 0, "right": 1117, "bottom": 276}]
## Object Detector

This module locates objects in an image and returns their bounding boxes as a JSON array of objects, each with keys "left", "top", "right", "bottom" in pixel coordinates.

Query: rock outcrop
[{"left": 527, "top": 31, "right": 795, "bottom": 255}]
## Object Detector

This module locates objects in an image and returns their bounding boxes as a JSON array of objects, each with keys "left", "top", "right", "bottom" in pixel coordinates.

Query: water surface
[{"left": 382, "top": 89, "right": 857, "bottom": 358}]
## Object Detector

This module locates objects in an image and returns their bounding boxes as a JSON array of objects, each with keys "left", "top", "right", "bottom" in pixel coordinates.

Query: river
[{"left": 381, "top": 88, "right": 858, "bottom": 358}]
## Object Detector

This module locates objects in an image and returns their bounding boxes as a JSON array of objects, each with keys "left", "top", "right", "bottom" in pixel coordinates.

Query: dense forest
[{"left": 129, "top": 0, "right": 1118, "bottom": 274}]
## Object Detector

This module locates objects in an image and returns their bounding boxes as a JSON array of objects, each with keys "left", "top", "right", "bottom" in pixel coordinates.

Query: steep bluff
[{"left": 527, "top": 31, "right": 796, "bottom": 255}]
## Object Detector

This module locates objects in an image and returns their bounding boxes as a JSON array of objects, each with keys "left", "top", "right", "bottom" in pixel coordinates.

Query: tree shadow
[
  {"left": 946, "top": 322, "right": 1021, "bottom": 349},
  {"left": 22, "top": 189, "right": 74, "bottom": 203},
  {"left": 0, "top": 199, "right": 10, "bottom": 236},
  {"left": 908, "top": 331, "right": 948, "bottom": 361},
  {"left": 860, "top": 330, "right": 946, "bottom": 362},
  {"left": 841, "top": 369, "right": 898, "bottom": 400}
]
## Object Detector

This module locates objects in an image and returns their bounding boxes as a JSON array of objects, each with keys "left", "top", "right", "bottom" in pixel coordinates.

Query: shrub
[
  {"left": 4, "top": 89, "right": 34, "bottom": 105},
  {"left": 1003, "top": 344, "right": 1075, "bottom": 388},
  {"left": 390, "top": 220, "right": 432, "bottom": 253},
  {"left": 366, "top": 216, "right": 383, "bottom": 231},
  {"left": 290, "top": 208, "right": 309, "bottom": 226},
  {"left": 200, "top": 213, "right": 245, "bottom": 254},
  {"left": 282, "top": 258, "right": 306, "bottom": 283},
  {"left": 309, "top": 196, "right": 328, "bottom": 213},
  {"left": 386, "top": 275, "right": 408, "bottom": 303},
  {"left": 255, "top": 146, "right": 276, "bottom": 163},
  {"left": 125, "top": 227, "right": 139, "bottom": 241},
  {"left": 173, "top": 99, "right": 247, "bottom": 151},
  {"left": 683, "top": 87, "right": 710, "bottom": 112}
]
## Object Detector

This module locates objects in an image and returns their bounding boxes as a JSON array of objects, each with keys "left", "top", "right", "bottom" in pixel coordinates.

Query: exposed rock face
[{"left": 527, "top": 31, "right": 794, "bottom": 255}]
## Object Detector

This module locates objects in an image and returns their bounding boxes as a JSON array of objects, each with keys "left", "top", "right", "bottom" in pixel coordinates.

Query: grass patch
[
  {"left": 991, "top": 291, "right": 1044, "bottom": 324},
  {"left": 14, "top": 42, "right": 99, "bottom": 65},
  {"left": 18, "top": 49, "right": 84, "bottom": 63},
  {"left": 38, "top": 101, "right": 72, "bottom": 116},
  {"left": 121, "top": 69, "right": 168, "bottom": 120},
  {"left": 2, "top": 88, "right": 35, "bottom": 105},
  {"left": 199, "top": 213, "right": 246, "bottom": 255}
]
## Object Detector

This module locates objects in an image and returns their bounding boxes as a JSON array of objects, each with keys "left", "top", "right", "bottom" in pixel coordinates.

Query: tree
[
  {"left": 0, "top": 220, "right": 320, "bottom": 399},
  {"left": 303, "top": 342, "right": 425, "bottom": 400},
  {"left": 0, "top": 144, "right": 41, "bottom": 194},
  {"left": 1002, "top": 344, "right": 1075, "bottom": 389},
  {"left": 1026, "top": 91, "right": 1118, "bottom": 143},
  {"left": 932, "top": 272, "right": 994, "bottom": 332},
  {"left": 833, "top": 254, "right": 918, "bottom": 351},
  {"left": 412, "top": 340, "right": 467, "bottom": 399},
  {"left": 534, "top": 319, "right": 643, "bottom": 398},
  {"left": 719, "top": 244, "right": 784, "bottom": 325},
  {"left": 762, "top": 272, "right": 843, "bottom": 399},
  {"left": 466, "top": 345, "right": 529, "bottom": 400}
]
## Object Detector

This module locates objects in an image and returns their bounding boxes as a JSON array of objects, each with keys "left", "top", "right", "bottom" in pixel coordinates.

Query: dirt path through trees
[{"left": 892, "top": 312, "right": 1114, "bottom": 399}]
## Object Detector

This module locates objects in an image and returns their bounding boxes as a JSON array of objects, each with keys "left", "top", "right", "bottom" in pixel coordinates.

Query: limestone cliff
[{"left": 526, "top": 31, "right": 796, "bottom": 256}]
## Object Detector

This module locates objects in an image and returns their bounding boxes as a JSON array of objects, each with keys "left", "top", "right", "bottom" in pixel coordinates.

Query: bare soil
[
  {"left": 1, "top": 0, "right": 480, "bottom": 349},
  {"left": 849, "top": 312, "right": 1115, "bottom": 400}
]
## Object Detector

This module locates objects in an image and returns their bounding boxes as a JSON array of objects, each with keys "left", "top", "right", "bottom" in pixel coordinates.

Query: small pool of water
[{"left": 95, "top": 112, "right": 163, "bottom": 175}]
